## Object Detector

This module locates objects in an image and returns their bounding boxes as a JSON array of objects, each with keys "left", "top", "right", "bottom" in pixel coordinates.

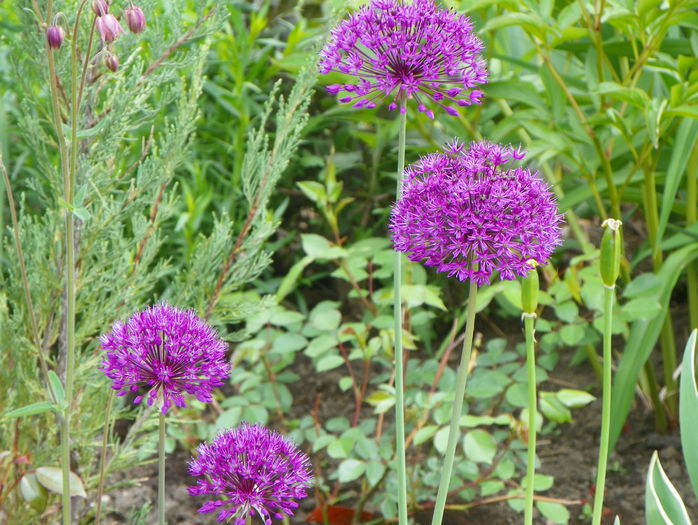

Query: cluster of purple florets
[
  {"left": 100, "top": 303, "right": 230, "bottom": 414},
  {"left": 188, "top": 423, "right": 313, "bottom": 524},
  {"left": 390, "top": 141, "right": 563, "bottom": 285},
  {"left": 319, "top": 0, "right": 487, "bottom": 118}
]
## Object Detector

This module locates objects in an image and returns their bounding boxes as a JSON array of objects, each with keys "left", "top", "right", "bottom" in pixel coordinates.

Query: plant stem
[
  {"left": 94, "top": 391, "right": 114, "bottom": 525},
  {"left": 431, "top": 280, "right": 478, "bottom": 525},
  {"left": 523, "top": 313, "right": 537, "bottom": 525},
  {"left": 158, "top": 411, "right": 166, "bottom": 525},
  {"left": 393, "top": 100, "right": 408, "bottom": 525},
  {"left": 592, "top": 285, "right": 615, "bottom": 525}
]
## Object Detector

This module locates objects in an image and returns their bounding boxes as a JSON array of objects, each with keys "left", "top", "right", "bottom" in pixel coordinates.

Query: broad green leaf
[
  {"left": 300, "top": 234, "right": 346, "bottom": 260},
  {"left": 365, "top": 390, "right": 395, "bottom": 414},
  {"left": 316, "top": 354, "right": 344, "bottom": 372},
  {"left": 434, "top": 426, "right": 449, "bottom": 455},
  {"left": 611, "top": 243, "right": 698, "bottom": 450},
  {"left": 276, "top": 255, "right": 314, "bottom": 302},
  {"left": 656, "top": 119, "right": 698, "bottom": 252},
  {"left": 645, "top": 451, "right": 691, "bottom": 525},
  {"left": 536, "top": 501, "right": 570, "bottom": 524},
  {"left": 621, "top": 298, "right": 662, "bottom": 321},
  {"left": 413, "top": 425, "right": 438, "bottom": 446},
  {"left": 271, "top": 333, "right": 307, "bottom": 354},
  {"left": 556, "top": 388, "right": 596, "bottom": 408},
  {"left": 365, "top": 461, "right": 386, "bottom": 486},
  {"left": 296, "top": 181, "right": 326, "bottom": 204},
  {"left": 463, "top": 429, "right": 497, "bottom": 464},
  {"left": 337, "top": 459, "right": 365, "bottom": 483},
  {"left": 2, "top": 401, "right": 56, "bottom": 419},
  {"left": 540, "top": 392, "right": 572, "bottom": 423},
  {"left": 679, "top": 329, "right": 698, "bottom": 502},
  {"left": 310, "top": 305, "right": 342, "bottom": 331},
  {"left": 19, "top": 473, "right": 48, "bottom": 513},
  {"left": 35, "top": 467, "right": 87, "bottom": 498}
]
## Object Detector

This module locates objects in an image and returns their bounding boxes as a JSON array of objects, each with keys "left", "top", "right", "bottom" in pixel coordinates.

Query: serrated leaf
[{"left": 35, "top": 467, "right": 87, "bottom": 498}]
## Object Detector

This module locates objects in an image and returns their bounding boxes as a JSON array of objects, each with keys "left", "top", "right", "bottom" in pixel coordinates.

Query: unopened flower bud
[
  {"left": 92, "top": 0, "right": 108, "bottom": 16},
  {"left": 521, "top": 261, "right": 539, "bottom": 315},
  {"left": 105, "top": 53, "right": 119, "bottom": 72},
  {"left": 96, "top": 14, "right": 123, "bottom": 43},
  {"left": 124, "top": 5, "right": 146, "bottom": 34},
  {"left": 46, "top": 25, "right": 64, "bottom": 49},
  {"left": 600, "top": 219, "right": 622, "bottom": 287}
]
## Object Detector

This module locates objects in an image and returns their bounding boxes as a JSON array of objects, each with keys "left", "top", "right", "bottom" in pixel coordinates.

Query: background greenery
[{"left": 0, "top": 0, "right": 697, "bottom": 523}]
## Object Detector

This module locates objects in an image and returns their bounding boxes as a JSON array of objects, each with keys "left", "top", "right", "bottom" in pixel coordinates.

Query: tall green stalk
[
  {"left": 593, "top": 219, "right": 621, "bottom": 525},
  {"left": 393, "top": 100, "right": 408, "bottom": 525},
  {"left": 94, "top": 392, "right": 115, "bottom": 525},
  {"left": 431, "top": 279, "right": 478, "bottom": 525},
  {"left": 523, "top": 313, "right": 537, "bottom": 525},
  {"left": 592, "top": 285, "right": 615, "bottom": 525},
  {"left": 158, "top": 411, "right": 166, "bottom": 525}
]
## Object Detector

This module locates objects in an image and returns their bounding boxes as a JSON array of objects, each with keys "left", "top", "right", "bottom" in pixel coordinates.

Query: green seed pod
[
  {"left": 600, "top": 219, "right": 622, "bottom": 287},
  {"left": 521, "top": 261, "right": 539, "bottom": 315}
]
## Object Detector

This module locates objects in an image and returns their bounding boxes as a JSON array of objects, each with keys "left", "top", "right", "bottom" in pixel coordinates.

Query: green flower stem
[
  {"left": 431, "top": 279, "right": 478, "bottom": 525},
  {"left": 158, "top": 411, "right": 166, "bottom": 525},
  {"left": 94, "top": 391, "right": 114, "bottom": 525},
  {"left": 393, "top": 100, "right": 408, "bottom": 525},
  {"left": 592, "top": 284, "right": 615, "bottom": 525},
  {"left": 523, "top": 313, "right": 537, "bottom": 525}
]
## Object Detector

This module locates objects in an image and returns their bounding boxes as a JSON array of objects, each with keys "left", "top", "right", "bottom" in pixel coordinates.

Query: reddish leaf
[{"left": 306, "top": 505, "right": 375, "bottom": 525}]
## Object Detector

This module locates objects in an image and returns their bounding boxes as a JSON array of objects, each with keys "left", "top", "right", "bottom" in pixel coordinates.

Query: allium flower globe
[
  {"left": 188, "top": 423, "right": 312, "bottom": 524},
  {"left": 100, "top": 303, "right": 229, "bottom": 414},
  {"left": 319, "top": 0, "right": 487, "bottom": 118},
  {"left": 390, "top": 141, "right": 563, "bottom": 285}
]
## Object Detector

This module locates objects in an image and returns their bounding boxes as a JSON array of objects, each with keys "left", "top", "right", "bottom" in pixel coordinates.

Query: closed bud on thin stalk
[
  {"left": 521, "top": 261, "right": 539, "bottom": 315},
  {"left": 46, "top": 25, "right": 64, "bottom": 49},
  {"left": 600, "top": 219, "right": 622, "bottom": 287},
  {"left": 92, "top": 0, "right": 108, "bottom": 16},
  {"left": 105, "top": 52, "right": 119, "bottom": 72},
  {"left": 124, "top": 5, "right": 146, "bottom": 34},
  {"left": 96, "top": 13, "right": 123, "bottom": 43}
]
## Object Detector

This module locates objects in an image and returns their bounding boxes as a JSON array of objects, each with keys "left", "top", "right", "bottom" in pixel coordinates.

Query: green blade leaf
[
  {"left": 610, "top": 243, "right": 698, "bottom": 449},
  {"left": 645, "top": 451, "right": 691, "bottom": 525},
  {"left": 679, "top": 329, "right": 698, "bottom": 502},
  {"left": 2, "top": 401, "right": 56, "bottom": 419},
  {"left": 47, "top": 371, "right": 65, "bottom": 406}
]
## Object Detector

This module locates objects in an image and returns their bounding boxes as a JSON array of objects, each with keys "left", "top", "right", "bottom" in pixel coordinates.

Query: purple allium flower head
[
  {"left": 188, "top": 423, "right": 313, "bottom": 524},
  {"left": 100, "top": 303, "right": 230, "bottom": 414},
  {"left": 318, "top": 0, "right": 487, "bottom": 118},
  {"left": 95, "top": 13, "right": 124, "bottom": 43},
  {"left": 390, "top": 141, "right": 563, "bottom": 285}
]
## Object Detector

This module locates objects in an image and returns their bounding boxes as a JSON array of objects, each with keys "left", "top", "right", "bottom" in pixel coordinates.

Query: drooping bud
[
  {"left": 92, "top": 0, "right": 109, "bottom": 16},
  {"left": 105, "top": 53, "right": 119, "bottom": 72},
  {"left": 521, "top": 261, "right": 539, "bottom": 315},
  {"left": 124, "top": 5, "right": 146, "bottom": 34},
  {"left": 46, "top": 25, "right": 64, "bottom": 49},
  {"left": 600, "top": 219, "right": 622, "bottom": 287},
  {"left": 95, "top": 14, "right": 123, "bottom": 43}
]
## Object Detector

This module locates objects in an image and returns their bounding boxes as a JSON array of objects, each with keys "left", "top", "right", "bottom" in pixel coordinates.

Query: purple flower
[
  {"left": 124, "top": 5, "right": 146, "bottom": 34},
  {"left": 100, "top": 303, "right": 230, "bottom": 414},
  {"left": 188, "top": 423, "right": 313, "bottom": 524},
  {"left": 46, "top": 25, "right": 64, "bottom": 49},
  {"left": 95, "top": 13, "right": 124, "bottom": 43},
  {"left": 318, "top": 0, "right": 487, "bottom": 118},
  {"left": 390, "top": 141, "right": 563, "bottom": 285}
]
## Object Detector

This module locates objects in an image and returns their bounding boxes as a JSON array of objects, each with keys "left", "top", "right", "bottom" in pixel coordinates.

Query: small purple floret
[
  {"left": 188, "top": 423, "right": 313, "bottom": 524},
  {"left": 100, "top": 303, "right": 230, "bottom": 414},
  {"left": 318, "top": 0, "right": 487, "bottom": 116},
  {"left": 390, "top": 141, "right": 563, "bottom": 285}
]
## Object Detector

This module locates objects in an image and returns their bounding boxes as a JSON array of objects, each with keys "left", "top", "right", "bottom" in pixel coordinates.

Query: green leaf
[
  {"left": 271, "top": 333, "right": 307, "bottom": 354},
  {"left": 556, "top": 389, "right": 595, "bottom": 408},
  {"left": 365, "top": 390, "right": 395, "bottom": 414},
  {"left": 645, "top": 451, "right": 691, "bottom": 525},
  {"left": 296, "top": 181, "right": 326, "bottom": 204},
  {"left": 434, "top": 426, "right": 449, "bottom": 455},
  {"left": 413, "top": 425, "right": 438, "bottom": 446},
  {"left": 19, "top": 473, "right": 48, "bottom": 513},
  {"left": 679, "top": 329, "right": 698, "bottom": 502},
  {"left": 35, "top": 466, "right": 87, "bottom": 498},
  {"left": 310, "top": 303, "right": 342, "bottom": 331},
  {"left": 300, "top": 234, "right": 346, "bottom": 260},
  {"left": 540, "top": 392, "right": 572, "bottom": 423},
  {"left": 316, "top": 354, "right": 344, "bottom": 372},
  {"left": 463, "top": 429, "right": 497, "bottom": 464},
  {"left": 611, "top": 243, "right": 698, "bottom": 449},
  {"left": 656, "top": 119, "right": 698, "bottom": 251},
  {"left": 47, "top": 371, "right": 65, "bottom": 406},
  {"left": 597, "top": 82, "right": 651, "bottom": 108},
  {"left": 621, "top": 298, "right": 662, "bottom": 321},
  {"left": 536, "top": 501, "right": 570, "bottom": 524},
  {"left": 2, "top": 401, "right": 56, "bottom": 419},
  {"left": 365, "top": 461, "right": 386, "bottom": 486},
  {"left": 276, "top": 255, "right": 314, "bottom": 302},
  {"left": 560, "top": 324, "right": 584, "bottom": 346},
  {"left": 337, "top": 459, "right": 365, "bottom": 483}
]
